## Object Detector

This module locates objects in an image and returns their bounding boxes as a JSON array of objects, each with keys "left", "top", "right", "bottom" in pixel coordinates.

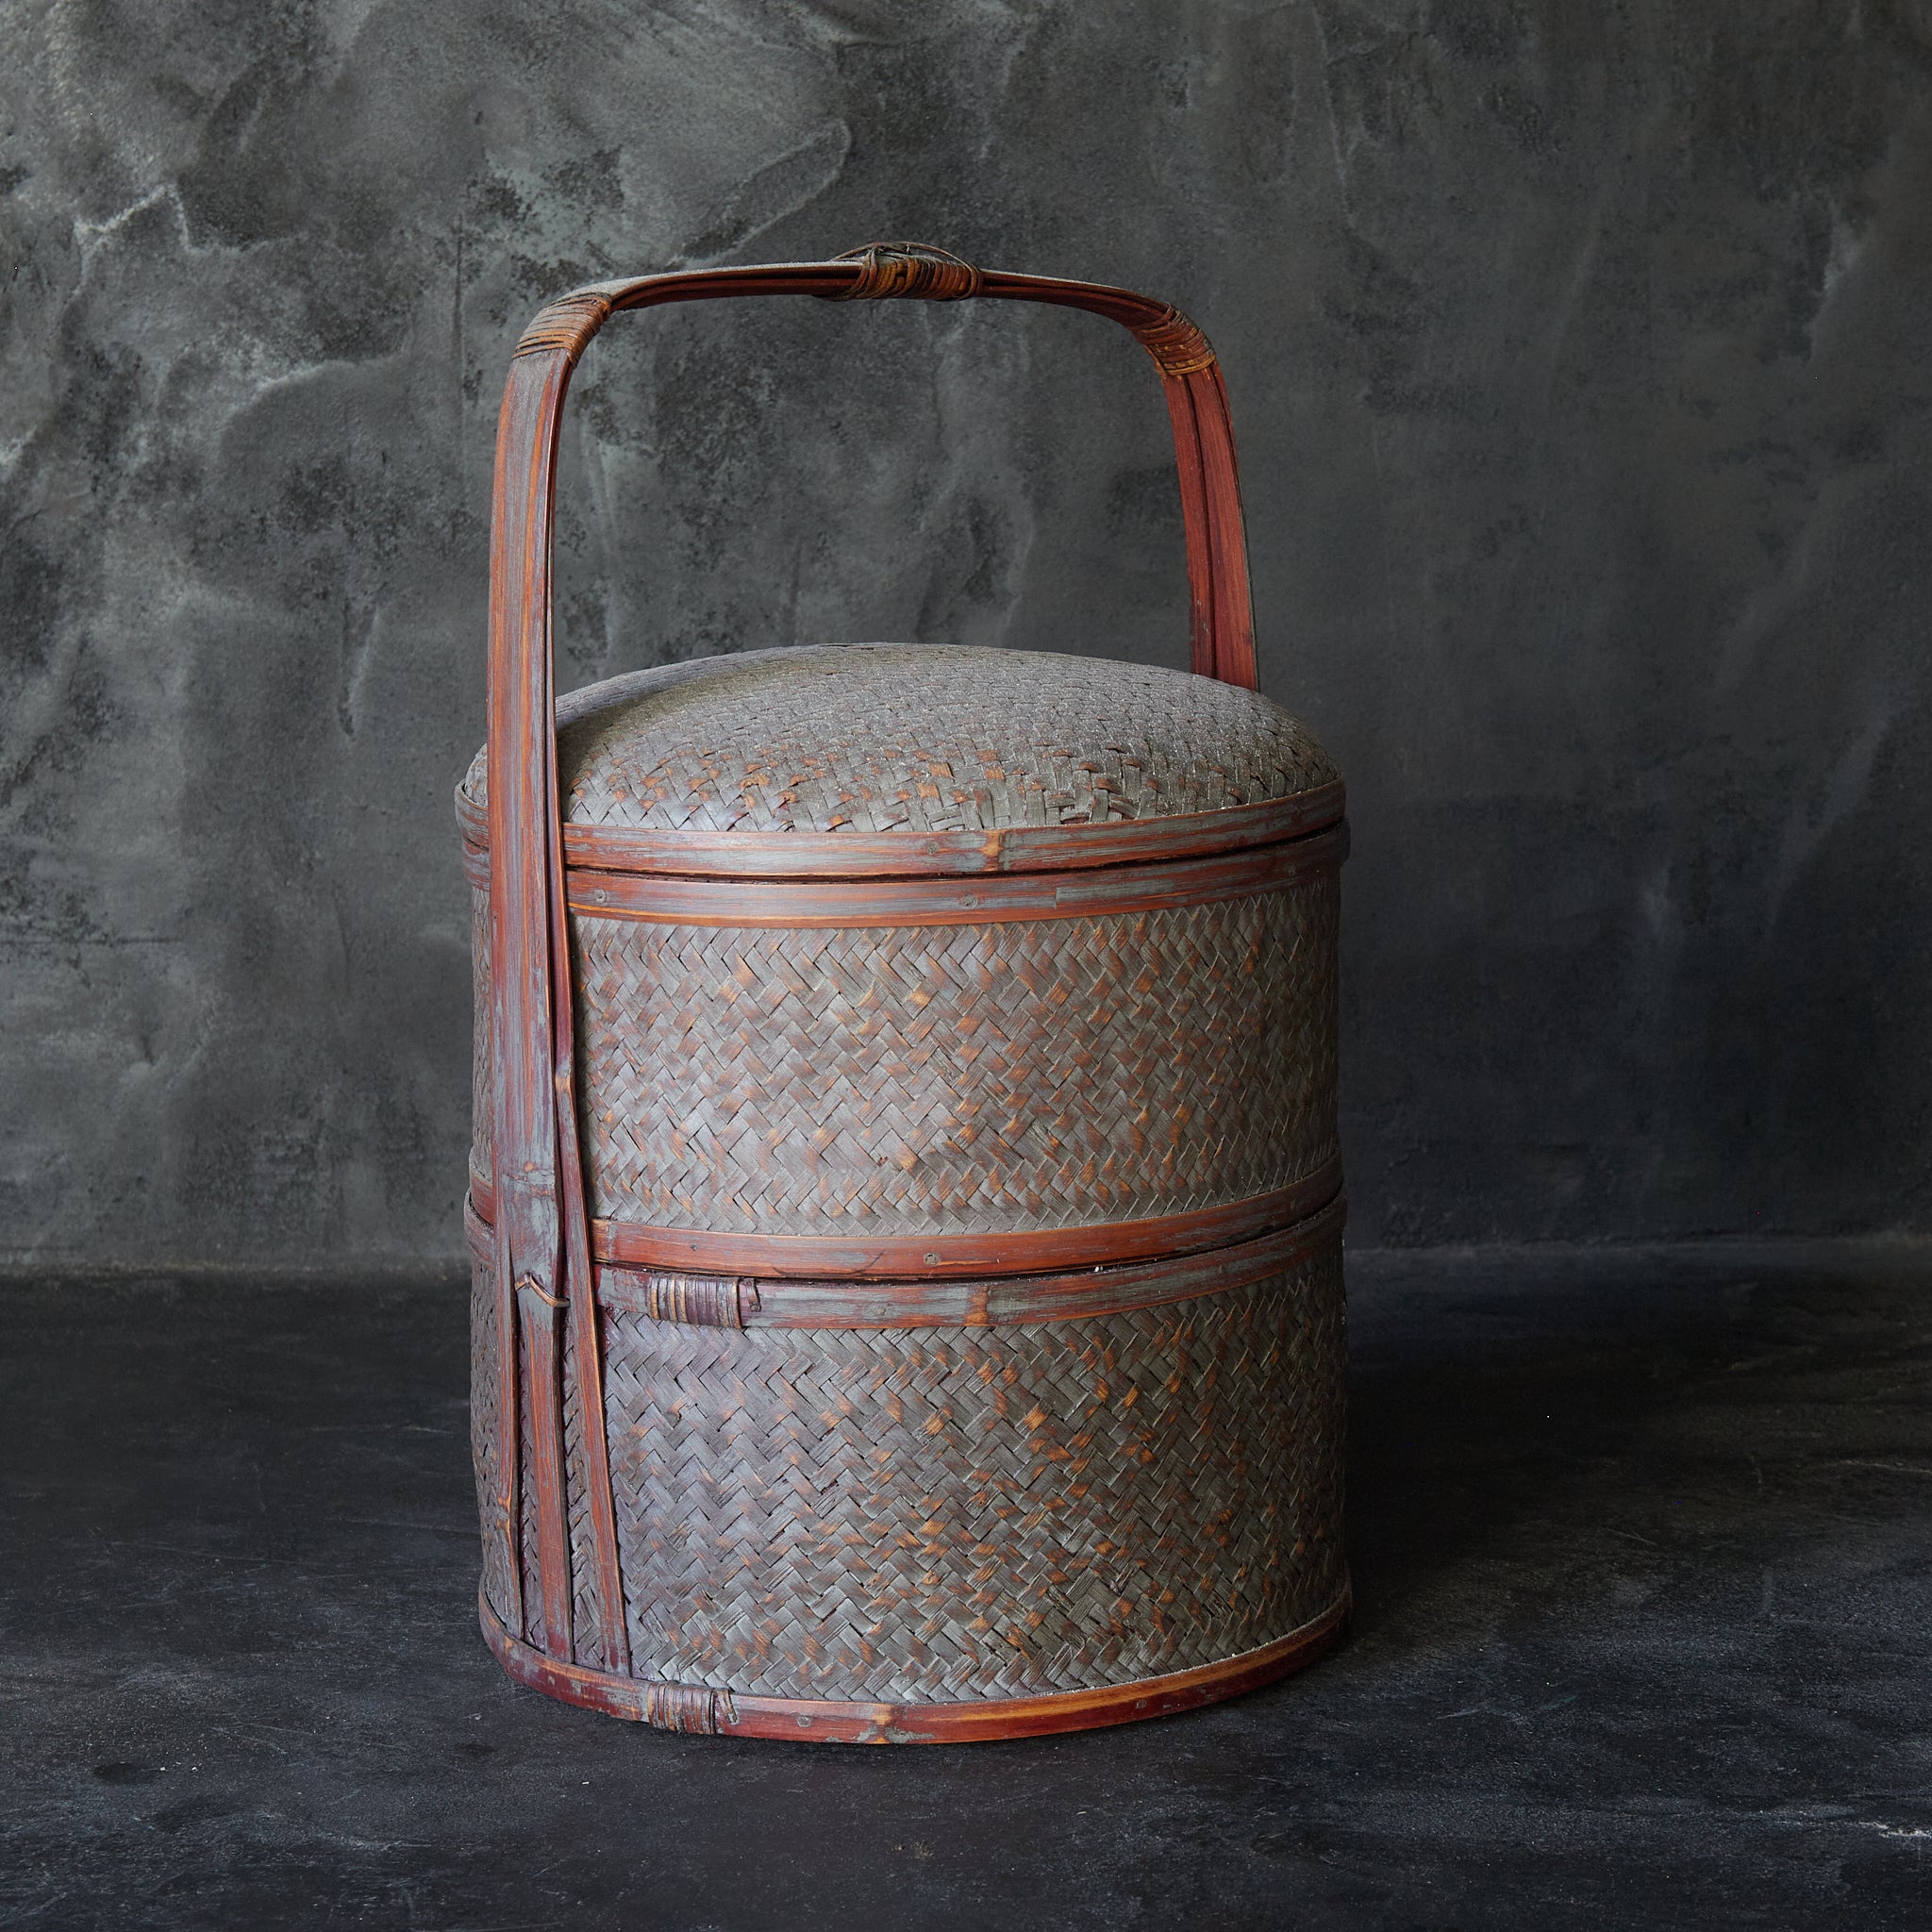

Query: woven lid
[{"left": 459, "top": 644, "right": 1341, "bottom": 876}]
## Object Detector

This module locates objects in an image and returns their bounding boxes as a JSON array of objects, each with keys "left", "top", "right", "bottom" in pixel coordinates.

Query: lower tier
[{"left": 469, "top": 1194, "right": 1348, "bottom": 1740}]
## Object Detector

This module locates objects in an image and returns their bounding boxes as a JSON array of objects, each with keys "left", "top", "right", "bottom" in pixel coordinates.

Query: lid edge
[{"left": 456, "top": 778, "right": 1345, "bottom": 878}]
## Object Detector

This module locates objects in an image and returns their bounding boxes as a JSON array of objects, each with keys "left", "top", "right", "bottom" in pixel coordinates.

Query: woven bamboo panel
[
  {"left": 516, "top": 1313, "right": 609, "bottom": 1669},
  {"left": 470, "top": 1247, "right": 610, "bottom": 1670},
  {"left": 469, "top": 884, "right": 492, "bottom": 1191},
  {"left": 468, "top": 1256, "right": 511, "bottom": 1629},
  {"left": 460, "top": 645, "right": 1341, "bottom": 837},
  {"left": 570, "top": 875, "right": 1339, "bottom": 1238},
  {"left": 557, "top": 1312, "right": 607, "bottom": 1670},
  {"left": 597, "top": 1249, "right": 1346, "bottom": 1702}
]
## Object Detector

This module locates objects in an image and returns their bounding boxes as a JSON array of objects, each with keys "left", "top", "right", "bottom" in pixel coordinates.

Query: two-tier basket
[{"left": 459, "top": 243, "right": 1350, "bottom": 1741}]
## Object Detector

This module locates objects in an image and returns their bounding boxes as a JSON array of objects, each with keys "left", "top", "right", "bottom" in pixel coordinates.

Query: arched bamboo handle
[{"left": 483, "top": 246, "right": 1259, "bottom": 1672}]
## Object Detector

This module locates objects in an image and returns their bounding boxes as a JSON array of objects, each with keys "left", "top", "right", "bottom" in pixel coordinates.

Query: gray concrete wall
[{"left": 4, "top": 1, "right": 1930, "bottom": 1270}]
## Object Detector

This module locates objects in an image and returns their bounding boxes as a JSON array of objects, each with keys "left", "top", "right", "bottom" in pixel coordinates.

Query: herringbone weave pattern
[
  {"left": 518, "top": 1315, "right": 611, "bottom": 1668},
  {"left": 470, "top": 885, "right": 492, "bottom": 1187},
  {"left": 558, "top": 1312, "right": 606, "bottom": 1668},
  {"left": 469, "top": 1243, "right": 608, "bottom": 1667},
  {"left": 571, "top": 877, "right": 1339, "bottom": 1235},
  {"left": 516, "top": 1314, "right": 539, "bottom": 1623},
  {"left": 469, "top": 1255, "right": 511, "bottom": 1627},
  {"left": 461, "top": 645, "right": 1341, "bottom": 836},
  {"left": 597, "top": 1251, "right": 1346, "bottom": 1700}
]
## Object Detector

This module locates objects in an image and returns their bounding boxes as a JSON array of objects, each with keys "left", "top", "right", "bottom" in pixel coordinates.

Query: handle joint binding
[
  {"left": 826, "top": 242, "right": 984, "bottom": 303},
  {"left": 1127, "top": 305, "right": 1217, "bottom": 377},
  {"left": 515, "top": 291, "right": 616, "bottom": 366}
]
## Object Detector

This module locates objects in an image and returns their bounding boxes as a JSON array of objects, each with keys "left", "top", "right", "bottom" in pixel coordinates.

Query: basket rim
[{"left": 456, "top": 772, "right": 1344, "bottom": 880}]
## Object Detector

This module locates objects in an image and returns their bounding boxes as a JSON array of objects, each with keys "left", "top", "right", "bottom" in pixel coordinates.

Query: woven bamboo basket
[{"left": 461, "top": 245, "right": 1350, "bottom": 1742}]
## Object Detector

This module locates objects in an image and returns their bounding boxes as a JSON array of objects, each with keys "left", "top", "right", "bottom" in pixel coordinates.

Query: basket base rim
[{"left": 478, "top": 1581, "right": 1350, "bottom": 1743}]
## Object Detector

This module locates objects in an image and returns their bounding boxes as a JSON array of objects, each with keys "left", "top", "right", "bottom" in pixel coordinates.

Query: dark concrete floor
[{"left": 3, "top": 1249, "right": 1929, "bottom": 1930}]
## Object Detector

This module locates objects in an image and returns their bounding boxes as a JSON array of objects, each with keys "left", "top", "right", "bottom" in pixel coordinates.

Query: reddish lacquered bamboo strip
[
  {"left": 560, "top": 823, "right": 1343, "bottom": 927},
  {"left": 469, "top": 1158, "right": 1341, "bottom": 1283},
  {"left": 464, "top": 1191, "right": 1345, "bottom": 1330},
  {"left": 455, "top": 778, "right": 1343, "bottom": 880},
  {"left": 480, "top": 1586, "right": 1348, "bottom": 1742}
]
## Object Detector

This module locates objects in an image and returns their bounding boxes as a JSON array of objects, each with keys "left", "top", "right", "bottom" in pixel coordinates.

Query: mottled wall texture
[{"left": 5, "top": 1, "right": 1931, "bottom": 1270}]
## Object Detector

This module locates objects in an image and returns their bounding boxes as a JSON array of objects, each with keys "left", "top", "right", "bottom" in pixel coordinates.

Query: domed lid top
[{"left": 460, "top": 645, "right": 1341, "bottom": 874}]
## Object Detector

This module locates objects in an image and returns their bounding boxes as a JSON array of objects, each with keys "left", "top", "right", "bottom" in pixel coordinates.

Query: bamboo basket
[{"left": 461, "top": 245, "right": 1350, "bottom": 1741}]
